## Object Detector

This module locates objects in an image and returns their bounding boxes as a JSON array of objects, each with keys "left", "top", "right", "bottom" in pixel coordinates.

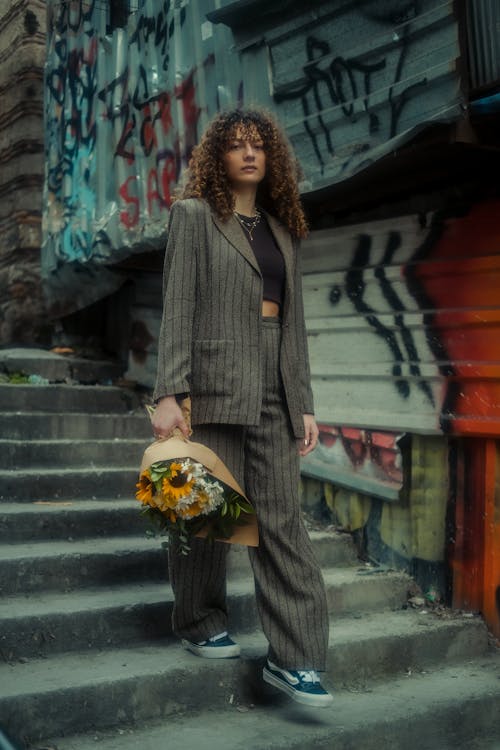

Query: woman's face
[{"left": 223, "top": 125, "right": 266, "bottom": 189}]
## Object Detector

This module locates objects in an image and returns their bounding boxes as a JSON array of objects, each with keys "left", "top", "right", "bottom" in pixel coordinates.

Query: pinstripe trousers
[{"left": 168, "top": 318, "right": 329, "bottom": 671}]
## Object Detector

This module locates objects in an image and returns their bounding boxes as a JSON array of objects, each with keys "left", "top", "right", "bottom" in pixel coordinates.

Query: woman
[{"left": 151, "top": 108, "right": 332, "bottom": 707}]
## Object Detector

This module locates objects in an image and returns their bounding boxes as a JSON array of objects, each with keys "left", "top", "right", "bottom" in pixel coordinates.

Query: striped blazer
[{"left": 153, "top": 198, "right": 314, "bottom": 438}]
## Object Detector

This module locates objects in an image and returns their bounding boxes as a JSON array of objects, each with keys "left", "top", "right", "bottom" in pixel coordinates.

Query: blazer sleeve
[
  {"left": 153, "top": 200, "right": 198, "bottom": 402},
  {"left": 293, "top": 241, "right": 315, "bottom": 415}
]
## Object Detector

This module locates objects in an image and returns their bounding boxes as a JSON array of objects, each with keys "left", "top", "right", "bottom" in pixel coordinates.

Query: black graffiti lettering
[
  {"left": 402, "top": 207, "right": 457, "bottom": 432},
  {"left": 97, "top": 71, "right": 135, "bottom": 160},
  {"left": 329, "top": 284, "right": 342, "bottom": 305},
  {"left": 132, "top": 65, "right": 150, "bottom": 109},
  {"left": 45, "top": 3, "right": 99, "bottom": 214},
  {"left": 343, "top": 234, "right": 410, "bottom": 398},
  {"left": 47, "top": 39, "right": 68, "bottom": 105},
  {"left": 67, "top": 49, "right": 97, "bottom": 146},
  {"left": 331, "top": 228, "right": 448, "bottom": 406},
  {"left": 274, "top": 15, "right": 428, "bottom": 172},
  {"left": 116, "top": 107, "right": 136, "bottom": 161},
  {"left": 388, "top": 25, "right": 427, "bottom": 138},
  {"left": 97, "top": 69, "right": 128, "bottom": 116},
  {"left": 127, "top": 0, "right": 184, "bottom": 72},
  {"left": 56, "top": 0, "right": 96, "bottom": 33},
  {"left": 95, "top": 2, "right": 186, "bottom": 161},
  {"left": 275, "top": 35, "right": 387, "bottom": 172},
  {"left": 374, "top": 231, "right": 435, "bottom": 405}
]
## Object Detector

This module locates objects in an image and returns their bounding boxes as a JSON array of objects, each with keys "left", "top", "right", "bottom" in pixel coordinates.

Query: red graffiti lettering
[
  {"left": 159, "top": 152, "right": 176, "bottom": 207},
  {"left": 158, "top": 92, "right": 172, "bottom": 134},
  {"left": 119, "top": 176, "right": 140, "bottom": 228},
  {"left": 147, "top": 168, "right": 167, "bottom": 215},
  {"left": 115, "top": 111, "right": 136, "bottom": 163}
]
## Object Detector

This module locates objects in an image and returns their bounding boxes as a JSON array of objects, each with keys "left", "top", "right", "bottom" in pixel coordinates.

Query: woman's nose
[{"left": 243, "top": 143, "right": 255, "bottom": 158}]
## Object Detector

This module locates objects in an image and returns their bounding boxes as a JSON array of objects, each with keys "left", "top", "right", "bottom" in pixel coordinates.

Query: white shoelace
[
  {"left": 297, "top": 670, "right": 321, "bottom": 683},
  {"left": 268, "top": 661, "right": 321, "bottom": 685},
  {"left": 195, "top": 631, "right": 229, "bottom": 645}
]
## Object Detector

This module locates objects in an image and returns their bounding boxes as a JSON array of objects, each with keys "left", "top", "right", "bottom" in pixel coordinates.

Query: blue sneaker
[
  {"left": 263, "top": 660, "right": 333, "bottom": 707},
  {"left": 181, "top": 631, "right": 240, "bottom": 658}
]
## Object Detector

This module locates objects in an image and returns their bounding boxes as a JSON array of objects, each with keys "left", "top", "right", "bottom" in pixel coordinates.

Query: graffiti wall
[
  {"left": 43, "top": 0, "right": 467, "bottom": 313},
  {"left": 215, "top": 0, "right": 464, "bottom": 187},
  {"left": 42, "top": 0, "right": 237, "bottom": 312},
  {"left": 301, "top": 424, "right": 406, "bottom": 501},
  {"left": 301, "top": 199, "right": 500, "bottom": 441}
]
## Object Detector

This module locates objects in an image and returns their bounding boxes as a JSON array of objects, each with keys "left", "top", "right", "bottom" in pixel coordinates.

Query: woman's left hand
[{"left": 299, "top": 414, "right": 319, "bottom": 456}]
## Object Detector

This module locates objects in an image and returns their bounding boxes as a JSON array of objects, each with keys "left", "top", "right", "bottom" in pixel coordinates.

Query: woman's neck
[{"left": 233, "top": 188, "right": 258, "bottom": 217}]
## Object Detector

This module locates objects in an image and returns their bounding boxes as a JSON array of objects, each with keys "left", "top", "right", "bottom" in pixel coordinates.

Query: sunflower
[
  {"left": 136, "top": 471, "right": 154, "bottom": 504},
  {"left": 177, "top": 500, "right": 204, "bottom": 519},
  {"left": 168, "top": 461, "right": 182, "bottom": 478},
  {"left": 161, "top": 470, "right": 196, "bottom": 503}
]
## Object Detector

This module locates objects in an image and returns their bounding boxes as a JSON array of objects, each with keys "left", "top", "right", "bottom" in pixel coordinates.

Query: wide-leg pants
[{"left": 168, "top": 318, "right": 329, "bottom": 670}]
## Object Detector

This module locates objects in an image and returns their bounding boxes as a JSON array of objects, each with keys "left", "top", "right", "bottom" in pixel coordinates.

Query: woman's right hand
[{"left": 151, "top": 395, "right": 190, "bottom": 439}]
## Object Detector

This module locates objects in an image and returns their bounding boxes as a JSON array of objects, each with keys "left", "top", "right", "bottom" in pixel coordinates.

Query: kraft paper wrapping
[{"left": 142, "top": 400, "right": 259, "bottom": 547}]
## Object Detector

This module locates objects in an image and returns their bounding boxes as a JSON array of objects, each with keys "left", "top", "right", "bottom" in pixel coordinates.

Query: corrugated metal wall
[
  {"left": 43, "top": 0, "right": 466, "bottom": 313},
  {"left": 262, "top": 0, "right": 463, "bottom": 190},
  {"left": 301, "top": 199, "right": 500, "bottom": 438},
  {"left": 43, "top": 0, "right": 238, "bottom": 310},
  {"left": 466, "top": 0, "right": 500, "bottom": 90}
]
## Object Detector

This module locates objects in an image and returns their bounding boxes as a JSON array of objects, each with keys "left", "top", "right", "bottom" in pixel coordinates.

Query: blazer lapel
[{"left": 211, "top": 212, "right": 261, "bottom": 276}]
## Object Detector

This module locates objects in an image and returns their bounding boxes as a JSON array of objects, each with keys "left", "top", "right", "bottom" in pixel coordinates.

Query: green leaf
[{"left": 237, "top": 500, "right": 254, "bottom": 514}]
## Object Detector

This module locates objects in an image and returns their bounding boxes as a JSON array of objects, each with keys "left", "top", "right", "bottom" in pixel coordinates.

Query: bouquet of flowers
[{"left": 136, "top": 435, "right": 258, "bottom": 554}]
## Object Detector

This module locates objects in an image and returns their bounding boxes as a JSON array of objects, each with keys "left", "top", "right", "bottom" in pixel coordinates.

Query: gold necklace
[{"left": 234, "top": 209, "right": 261, "bottom": 241}]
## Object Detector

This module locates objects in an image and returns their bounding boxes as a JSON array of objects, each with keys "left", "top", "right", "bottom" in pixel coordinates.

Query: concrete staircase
[{"left": 0, "top": 382, "right": 499, "bottom": 750}]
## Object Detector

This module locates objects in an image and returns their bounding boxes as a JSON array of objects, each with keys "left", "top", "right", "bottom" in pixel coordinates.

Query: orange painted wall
[{"left": 410, "top": 200, "right": 500, "bottom": 436}]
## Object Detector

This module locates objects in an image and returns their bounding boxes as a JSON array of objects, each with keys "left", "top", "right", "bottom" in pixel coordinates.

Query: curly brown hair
[{"left": 176, "top": 108, "right": 308, "bottom": 239}]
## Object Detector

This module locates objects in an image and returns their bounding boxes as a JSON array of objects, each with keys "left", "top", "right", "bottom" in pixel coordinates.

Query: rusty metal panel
[
  {"left": 451, "top": 437, "right": 500, "bottom": 640},
  {"left": 466, "top": 0, "right": 500, "bottom": 90},
  {"left": 302, "top": 199, "right": 500, "bottom": 438}
]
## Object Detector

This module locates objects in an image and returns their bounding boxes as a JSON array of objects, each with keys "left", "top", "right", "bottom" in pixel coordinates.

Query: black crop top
[{"left": 235, "top": 212, "right": 285, "bottom": 306}]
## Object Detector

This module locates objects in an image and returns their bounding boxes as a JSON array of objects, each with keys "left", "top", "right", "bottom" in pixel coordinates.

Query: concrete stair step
[
  {"left": 0, "top": 620, "right": 494, "bottom": 747},
  {"left": 0, "top": 467, "right": 139, "bottom": 501},
  {"left": 0, "top": 348, "right": 123, "bottom": 384},
  {"left": 0, "top": 384, "right": 141, "bottom": 413},
  {"left": 42, "top": 653, "right": 500, "bottom": 750},
  {"left": 0, "top": 528, "right": 359, "bottom": 594},
  {"left": 0, "top": 499, "right": 148, "bottom": 542},
  {"left": 0, "top": 581, "right": 173, "bottom": 660},
  {"left": 0, "top": 575, "right": 488, "bottom": 666},
  {"left": 0, "top": 497, "right": 358, "bottom": 563},
  {"left": 0, "top": 567, "right": 413, "bottom": 659},
  {"left": 1, "top": 438, "right": 150, "bottom": 469},
  {"left": 0, "top": 535, "right": 168, "bottom": 595},
  {"left": 0, "top": 412, "right": 151, "bottom": 440}
]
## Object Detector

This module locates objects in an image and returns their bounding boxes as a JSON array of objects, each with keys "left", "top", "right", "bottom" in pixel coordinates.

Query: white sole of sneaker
[
  {"left": 181, "top": 639, "right": 241, "bottom": 659},
  {"left": 263, "top": 667, "right": 334, "bottom": 708}
]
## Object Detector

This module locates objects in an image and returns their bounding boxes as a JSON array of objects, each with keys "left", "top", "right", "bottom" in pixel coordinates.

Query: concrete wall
[{"left": 0, "top": 0, "right": 47, "bottom": 344}]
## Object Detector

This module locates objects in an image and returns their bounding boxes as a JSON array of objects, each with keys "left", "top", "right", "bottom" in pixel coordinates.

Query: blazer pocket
[{"left": 191, "top": 339, "right": 236, "bottom": 397}]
